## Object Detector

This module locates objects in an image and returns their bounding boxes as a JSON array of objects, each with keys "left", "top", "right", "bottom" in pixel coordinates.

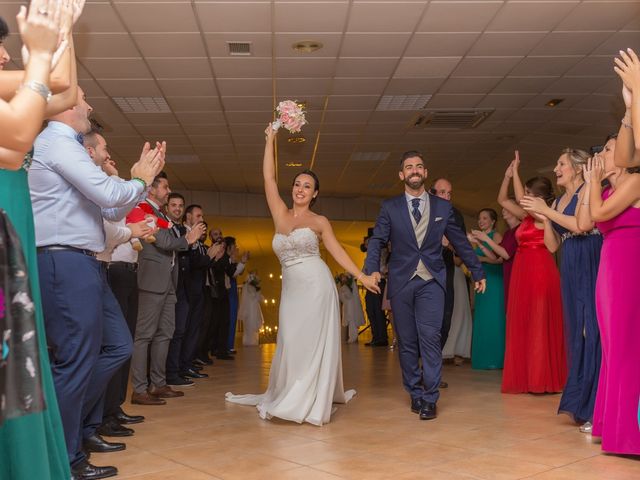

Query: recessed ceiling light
[
  {"left": 287, "top": 136, "right": 306, "bottom": 144},
  {"left": 113, "top": 97, "right": 171, "bottom": 113},
  {"left": 285, "top": 162, "right": 303, "bottom": 167},
  {"left": 376, "top": 95, "right": 432, "bottom": 111},
  {"left": 546, "top": 98, "right": 564, "bottom": 107},
  {"left": 292, "top": 41, "right": 323, "bottom": 53}
]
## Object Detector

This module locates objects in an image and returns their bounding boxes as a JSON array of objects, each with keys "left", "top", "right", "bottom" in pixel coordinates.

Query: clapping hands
[
  {"left": 584, "top": 155, "right": 615, "bottom": 185},
  {"left": 614, "top": 48, "right": 640, "bottom": 94},
  {"left": 520, "top": 195, "right": 549, "bottom": 217},
  {"left": 130, "top": 141, "right": 166, "bottom": 186}
]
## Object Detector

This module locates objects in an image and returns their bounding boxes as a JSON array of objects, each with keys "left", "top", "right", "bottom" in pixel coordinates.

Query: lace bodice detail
[{"left": 272, "top": 227, "right": 320, "bottom": 265}]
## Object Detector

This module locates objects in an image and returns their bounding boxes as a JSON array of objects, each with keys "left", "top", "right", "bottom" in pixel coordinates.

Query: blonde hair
[{"left": 561, "top": 148, "right": 590, "bottom": 173}]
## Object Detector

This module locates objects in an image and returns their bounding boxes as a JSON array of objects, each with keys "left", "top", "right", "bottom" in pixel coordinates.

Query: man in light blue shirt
[{"left": 29, "top": 87, "right": 164, "bottom": 479}]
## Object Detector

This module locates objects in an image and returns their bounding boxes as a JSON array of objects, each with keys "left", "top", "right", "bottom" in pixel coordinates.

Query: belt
[
  {"left": 108, "top": 261, "right": 138, "bottom": 272},
  {"left": 37, "top": 245, "right": 97, "bottom": 257},
  {"left": 281, "top": 255, "right": 318, "bottom": 269}
]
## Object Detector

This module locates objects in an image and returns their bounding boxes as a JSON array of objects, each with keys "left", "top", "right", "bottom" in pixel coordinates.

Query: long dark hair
[
  {"left": 0, "top": 17, "right": 8, "bottom": 41},
  {"left": 292, "top": 169, "right": 320, "bottom": 206},
  {"left": 525, "top": 176, "right": 555, "bottom": 206}
]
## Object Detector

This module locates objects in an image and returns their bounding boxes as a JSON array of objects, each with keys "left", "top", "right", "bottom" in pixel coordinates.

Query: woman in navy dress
[{"left": 521, "top": 146, "right": 604, "bottom": 431}]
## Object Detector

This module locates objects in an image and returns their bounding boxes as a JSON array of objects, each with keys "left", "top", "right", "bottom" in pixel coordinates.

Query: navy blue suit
[{"left": 365, "top": 193, "right": 483, "bottom": 403}]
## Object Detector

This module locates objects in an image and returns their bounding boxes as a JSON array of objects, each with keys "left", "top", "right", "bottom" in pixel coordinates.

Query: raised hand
[
  {"left": 130, "top": 141, "right": 164, "bottom": 186},
  {"left": 186, "top": 222, "right": 206, "bottom": 245},
  {"left": 207, "top": 242, "right": 224, "bottom": 259},
  {"left": 264, "top": 123, "right": 277, "bottom": 143},
  {"left": 71, "top": 0, "right": 86, "bottom": 24},
  {"left": 622, "top": 84, "right": 632, "bottom": 110},
  {"left": 513, "top": 150, "right": 520, "bottom": 171},
  {"left": 17, "top": 0, "right": 64, "bottom": 61},
  {"left": 520, "top": 195, "right": 549, "bottom": 216},
  {"left": 614, "top": 48, "right": 640, "bottom": 92}
]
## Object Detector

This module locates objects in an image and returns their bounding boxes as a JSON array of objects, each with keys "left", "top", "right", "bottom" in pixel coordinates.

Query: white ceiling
[{"left": 2, "top": 0, "right": 639, "bottom": 215}]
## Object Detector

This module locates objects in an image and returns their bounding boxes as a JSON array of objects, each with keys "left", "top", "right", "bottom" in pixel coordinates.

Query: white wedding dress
[{"left": 225, "top": 227, "right": 356, "bottom": 426}]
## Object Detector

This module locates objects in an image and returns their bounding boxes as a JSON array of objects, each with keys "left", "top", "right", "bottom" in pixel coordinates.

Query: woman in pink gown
[{"left": 579, "top": 123, "right": 640, "bottom": 454}]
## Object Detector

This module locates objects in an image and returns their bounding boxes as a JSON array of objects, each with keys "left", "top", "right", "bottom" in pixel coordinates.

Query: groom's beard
[{"left": 404, "top": 174, "right": 424, "bottom": 190}]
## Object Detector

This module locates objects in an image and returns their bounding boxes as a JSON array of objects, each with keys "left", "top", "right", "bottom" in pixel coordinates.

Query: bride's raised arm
[
  {"left": 316, "top": 216, "right": 380, "bottom": 294},
  {"left": 263, "top": 124, "right": 288, "bottom": 224}
]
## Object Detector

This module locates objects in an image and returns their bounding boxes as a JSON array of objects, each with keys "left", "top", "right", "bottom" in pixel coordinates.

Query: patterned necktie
[{"left": 411, "top": 198, "right": 422, "bottom": 224}]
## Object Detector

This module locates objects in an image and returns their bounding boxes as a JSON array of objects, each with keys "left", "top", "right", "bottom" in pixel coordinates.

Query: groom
[{"left": 364, "top": 151, "right": 485, "bottom": 420}]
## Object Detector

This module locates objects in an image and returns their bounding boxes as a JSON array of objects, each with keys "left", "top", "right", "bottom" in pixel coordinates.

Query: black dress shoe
[
  {"left": 181, "top": 368, "right": 209, "bottom": 379},
  {"left": 229, "top": 349, "right": 237, "bottom": 354},
  {"left": 191, "top": 364, "right": 203, "bottom": 371},
  {"left": 167, "top": 376, "right": 195, "bottom": 387},
  {"left": 440, "top": 381, "right": 449, "bottom": 389},
  {"left": 83, "top": 434, "right": 126, "bottom": 453},
  {"left": 215, "top": 353, "right": 234, "bottom": 360},
  {"left": 97, "top": 419, "right": 134, "bottom": 437},
  {"left": 71, "top": 459, "right": 117, "bottom": 480},
  {"left": 411, "top": 397, "right": 423, "bottom": 414},
  {"left": 419, "top": 402, "right": 437, "bottom": 420},
  {"left": 113, "top": 411, "right": 145, "bottom": 425},
  {"left": 197, "top": 357, "right": 214, "bottom": 366}
]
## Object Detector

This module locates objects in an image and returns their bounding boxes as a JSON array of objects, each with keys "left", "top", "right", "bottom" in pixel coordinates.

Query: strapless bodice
[{"left": 272, "top": 227, "right": 320, "bottom": 266}]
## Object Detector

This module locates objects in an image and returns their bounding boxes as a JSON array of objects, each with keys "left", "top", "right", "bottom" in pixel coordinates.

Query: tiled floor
[{"left": 97, "top": 342, "right": 640, "bottom": 479}]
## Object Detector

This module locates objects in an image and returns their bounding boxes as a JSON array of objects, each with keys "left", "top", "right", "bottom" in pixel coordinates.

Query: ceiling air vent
[
  {"left": 227, "top": 41, "right": 252, "bottom": 56},
  {"left": 376, "top": 94, "right": 432, "bottom": 111},
  {"left": 113, "top": 97, "right": 171, "bottom": 113},
  {"left": 412, "top": 110, "right": 494, "bottom": 130}
]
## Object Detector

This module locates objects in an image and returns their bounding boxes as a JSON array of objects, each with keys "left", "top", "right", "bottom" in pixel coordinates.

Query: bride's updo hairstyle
[
  {"left": 292, "top": 169, "right": 320, "bottom": 206},
  {"left": 525, "top": 176, "right": 555, "bottom": 206}
]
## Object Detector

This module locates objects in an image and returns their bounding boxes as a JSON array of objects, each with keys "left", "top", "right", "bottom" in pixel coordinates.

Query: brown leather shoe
[
  {"left": 148, "top": 385, "right": 184, "bottom": 398},
  {"left": 131, "top": 391, "right": 166, "bottom": 406}
]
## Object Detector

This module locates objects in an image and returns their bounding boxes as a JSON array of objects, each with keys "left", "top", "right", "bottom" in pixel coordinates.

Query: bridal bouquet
[
  {"left": 248, "top": 273, "right": 261, "bottom": 292},
  {"left": 272, "top": 100, "right": 307, "bottom": 133}
]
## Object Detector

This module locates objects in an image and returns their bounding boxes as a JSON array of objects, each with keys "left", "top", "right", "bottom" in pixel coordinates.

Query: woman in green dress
[
  {"left": 468, "top": 208, "right": 506, "bottom": 369},
  {"left": 1, "top": 2, "right": 83, "bottom": 478}
]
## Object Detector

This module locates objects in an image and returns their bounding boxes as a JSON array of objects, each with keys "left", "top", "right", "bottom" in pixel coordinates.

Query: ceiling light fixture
[
  {"left": 292, "top": 41, "right": 323, "bottom": 53},
  {"left": 546, "top": 98, "right": 564, "bottom": 107},
  {"left": 287, "top": 136, "right": 306, "bottom": 144},
  {"left": 285, "top": 162, "right": 303, "bottom": 167}
]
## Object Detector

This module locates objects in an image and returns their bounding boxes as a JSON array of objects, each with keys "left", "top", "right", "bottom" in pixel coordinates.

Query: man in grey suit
[{"left": 130, "top": 172, "right": 205, "bottom": 405}]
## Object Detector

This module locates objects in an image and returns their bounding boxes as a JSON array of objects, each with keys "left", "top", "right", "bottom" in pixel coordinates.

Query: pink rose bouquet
[{"left": 272, "top": 100, "right": 307, "bottom": 133}]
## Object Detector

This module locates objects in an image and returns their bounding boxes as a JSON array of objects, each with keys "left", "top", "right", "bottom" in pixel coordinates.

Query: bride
[{"left": 225, "top": 124, "right": 379, "bottom": 426}]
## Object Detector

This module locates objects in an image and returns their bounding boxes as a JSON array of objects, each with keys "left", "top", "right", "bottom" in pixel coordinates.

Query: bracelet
[
  {"left": 357, "top": 272, "right": 364, "bottom": 281},
  {"left": 19, "top": 81, "right": 51, "bottom": 102},
  {"left": 131, "top": 177, "right": 147, "bottom": 189},
  {"left": 581, "top": 202, "right": 589, "bottom": 206}
]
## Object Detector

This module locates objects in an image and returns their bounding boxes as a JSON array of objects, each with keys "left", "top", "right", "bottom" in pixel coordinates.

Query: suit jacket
[
  {"left": 186, "top": 240, "right": 211, "bottom": 299},
  {"left": 443, "top": 206, "right": 466, "bottom": 268},
  {"left": 364, "top": 193, "right": 484, "bottom": 299},
  {"left": 137, "top": 203, "right": 188, "bottom": 294},
  {"left": 210, "top": 252, "right": 237, "bottom": 299}
]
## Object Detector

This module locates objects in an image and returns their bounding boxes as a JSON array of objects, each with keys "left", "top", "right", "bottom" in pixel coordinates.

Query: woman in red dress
[{"left": 498, "top": 152, "right": 567, "bottom": 394}]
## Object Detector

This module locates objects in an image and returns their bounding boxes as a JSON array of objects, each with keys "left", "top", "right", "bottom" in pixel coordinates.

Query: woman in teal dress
[
  {"left": 469, "top": 209, "right": 506, "bottom": 369},
  {"left": 0, "top": 2, "right": 83, "bottom": 477}
]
